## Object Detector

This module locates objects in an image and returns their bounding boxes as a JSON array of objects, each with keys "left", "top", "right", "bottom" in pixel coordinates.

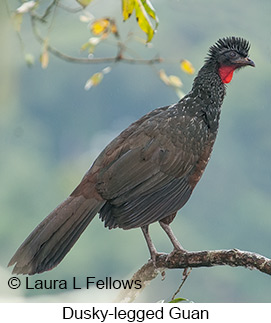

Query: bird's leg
[
  {"left": 159, "top": 221, "right": 187, "bottom": 253},
  {"left": 141, "top": 225, "right": 159, "bottom": 263}
]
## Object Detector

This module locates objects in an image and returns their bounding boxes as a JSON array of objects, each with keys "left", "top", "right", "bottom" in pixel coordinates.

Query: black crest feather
[{"left": 207, "top": 36, "right": 251, "bottom": 61}]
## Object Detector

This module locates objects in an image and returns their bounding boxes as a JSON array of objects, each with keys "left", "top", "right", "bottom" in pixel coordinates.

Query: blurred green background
[{"left": 1, "top": 0, "right": 271, "bottom": 302}]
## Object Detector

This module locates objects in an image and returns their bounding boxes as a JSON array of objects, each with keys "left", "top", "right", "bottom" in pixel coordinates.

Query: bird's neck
[
  {"left": 186, "top": 63, "right": 226, "bottom": 130},
  {"left": 193, "top": 62, "right": 226, "bottom": 93}
]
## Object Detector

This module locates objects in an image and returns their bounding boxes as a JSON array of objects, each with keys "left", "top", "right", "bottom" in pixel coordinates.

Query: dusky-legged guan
[{"left": 9, "top": 37, "right": 255, "bottom": 275}]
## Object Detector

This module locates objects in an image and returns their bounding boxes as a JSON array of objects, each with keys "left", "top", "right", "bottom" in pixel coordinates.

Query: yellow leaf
[
  {"left": 159, "top": 69, "right": 170, "bottom": 85},
  {"left": 12, "top": 12, "right": 23, "bottom": 32},
  {"left": 134, "top": 0, "right": 154, "bottom": 42},
  {"left": 159, "top": 70, "right": 182, "bottom": 88},
  {"left": 180, "top": 59, "right": 195, "bottom": 75},
  {"left": 90, "top": 72, "right": 103, "bottom": 86},
  {"left": 76, "top": 0, "right": 93, "bottom": 8},
  {"left": 12, "top": 1, "right": 38, "bottom": 32},
  {"left": 159, "top": 69, "right": 183, "bottom": 100},
  {"left": 122, "top": 0, "right": 135, "bottom": 21},
  {"left": 84, "top": 72, "right": 103, "bottom": 90},
  {"left": 168, "top": 75, "right": 183, "bottom": 88},
  {"left": 91, "top": 18, "right": 119, "bottom": 39},
  {"left": 40, "top": 50, "right": 49, "bottom": 69},
  {"left": 40, "top": 39, "right": 49, "bottom": 69},
  {"left": 91, "top": 18, "right": 110, "bottom": 35},
  {"left": 122, "top": 0, "right": 158, "bottom": 42}
]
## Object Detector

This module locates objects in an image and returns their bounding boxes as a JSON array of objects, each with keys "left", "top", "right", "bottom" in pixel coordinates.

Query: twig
[
  {"left": 32, "top": 0, "right": 59, "bottom": 23},
  {"left": 171, "top": 267, "right": 192, "bottom": 301}
]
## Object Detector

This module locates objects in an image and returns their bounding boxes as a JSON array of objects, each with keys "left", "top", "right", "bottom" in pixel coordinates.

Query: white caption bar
[{"left": 1, "top": 303, "right": 269, "bottom": 322}]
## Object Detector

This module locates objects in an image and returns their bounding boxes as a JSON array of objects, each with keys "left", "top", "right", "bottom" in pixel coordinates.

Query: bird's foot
[
  {"left": 149, "top": 251, "right": 167, "bottom": 267},
  {"left": 166, "top": 247, "right": 187, "bottom": 262}
]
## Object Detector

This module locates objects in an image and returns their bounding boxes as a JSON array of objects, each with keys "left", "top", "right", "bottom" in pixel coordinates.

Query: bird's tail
[{"left": 8, "top": 195, "right": 105, "bottom": 275}]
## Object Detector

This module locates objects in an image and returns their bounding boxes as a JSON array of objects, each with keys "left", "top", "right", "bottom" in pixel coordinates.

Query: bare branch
[
  {"left": 170, "top": 267, "right": 192, "bottom": 302},
  {"left": 42, "top": 42, "right": 163, "bottom": 65},
  {"left": 116, "top": 249, "right": 271, "bottom": 302},
  {"left": 34, "top": 0, "right": 60, "bottom": 23},
  {"left": 30, "top": 12, "right": 163, "bottom": 66}
]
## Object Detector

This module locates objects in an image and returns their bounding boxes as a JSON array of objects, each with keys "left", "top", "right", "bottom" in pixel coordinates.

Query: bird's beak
[
  {"left": 235, "top": 57, "right": 255, "bottom": 67},
  {"left": 245, "top": 57, "right": 255, "bottom": 67}
]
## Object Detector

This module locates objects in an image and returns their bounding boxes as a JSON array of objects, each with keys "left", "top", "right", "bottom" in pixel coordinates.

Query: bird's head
[{"left": 206, "top": 36, "right": 255, "bottom": 84}]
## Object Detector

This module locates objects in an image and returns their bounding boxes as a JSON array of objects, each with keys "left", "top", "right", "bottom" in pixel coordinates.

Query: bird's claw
[
  {"left": 165, "top": 248, "right": 187, "bottom": 262},
  {"left": 149, "top": 252, "right": 167, "bottom": 267}
]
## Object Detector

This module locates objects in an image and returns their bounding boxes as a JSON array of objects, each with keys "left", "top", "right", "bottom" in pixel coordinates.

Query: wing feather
[{"left": 95, "top": 104, "right": 209, "bottom": 229}]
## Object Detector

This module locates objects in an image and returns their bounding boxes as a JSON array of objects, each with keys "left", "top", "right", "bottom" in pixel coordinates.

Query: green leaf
[
  {"left": 141, "top": 0, "right": 159, "bottom": 28},
  {"left": 169, "top": 298, "right": 188, "bottom": 303},
  {"left": 134, "top": 0, "right": 155, "bottom": 42},
  {"left": 122, "top": 0, "right": 158, "bottom": 42}
]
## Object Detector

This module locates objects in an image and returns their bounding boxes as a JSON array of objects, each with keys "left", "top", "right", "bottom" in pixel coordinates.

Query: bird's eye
[{"left": 229, "top": 51, "right": 237, "bottom": 58}]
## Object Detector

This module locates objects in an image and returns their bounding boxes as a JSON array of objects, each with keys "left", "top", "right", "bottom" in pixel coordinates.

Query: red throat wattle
[{"left": 218, "top": 65, "right": 236, "bottom": 84}]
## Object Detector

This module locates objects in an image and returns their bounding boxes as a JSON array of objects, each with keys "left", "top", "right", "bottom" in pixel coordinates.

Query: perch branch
[{"left": 116, "top": 248, "right": 271, "bottom": 302}]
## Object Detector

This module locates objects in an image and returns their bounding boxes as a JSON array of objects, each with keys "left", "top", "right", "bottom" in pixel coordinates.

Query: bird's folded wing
[
  {"left": 96, "top": 109, "right": 203, "bottom": 200},
  {"left": 94, "top": 108, "right": 207, "bottom": 228}
]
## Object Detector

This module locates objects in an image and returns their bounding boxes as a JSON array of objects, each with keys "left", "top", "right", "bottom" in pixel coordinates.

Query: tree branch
[
  {"left": 30, "top": 13, "right": 163, "bottom": 66},
  {"left": 116, "top": 249, "right": 271, "bottom": 302}
]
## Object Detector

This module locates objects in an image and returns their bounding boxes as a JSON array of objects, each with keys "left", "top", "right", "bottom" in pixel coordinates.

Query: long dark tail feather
[{"left": 8, "top": 195, "right": 105, "bottom": 275}]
